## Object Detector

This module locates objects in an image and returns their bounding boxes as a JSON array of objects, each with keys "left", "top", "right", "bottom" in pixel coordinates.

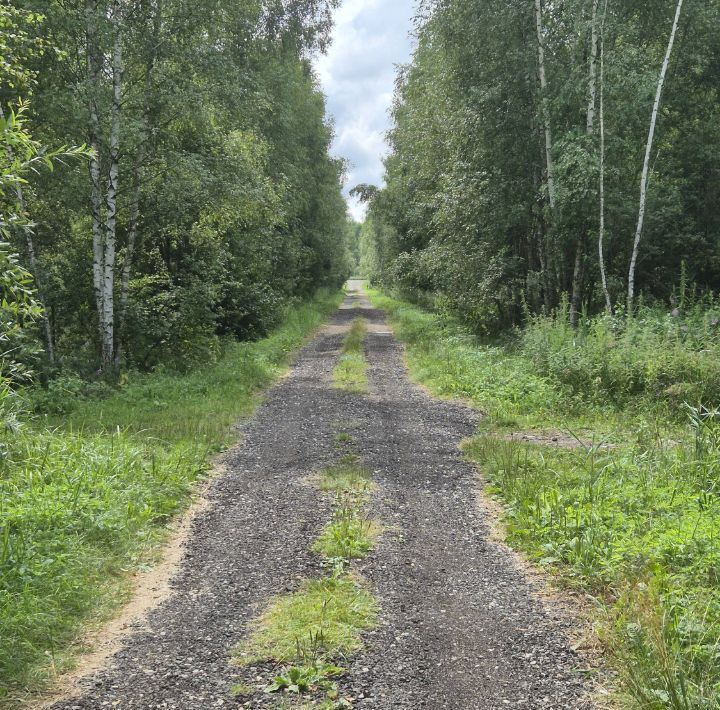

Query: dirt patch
[
  {"left": 500, "top": 430, "right": 614, "bottom": 450},
  {"left": 320, "top": 323, "right": 353, "bottom": 336}
]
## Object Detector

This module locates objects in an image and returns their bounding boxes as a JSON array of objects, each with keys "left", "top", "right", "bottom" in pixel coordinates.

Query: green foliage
[
  {"left": 521, "top": 299, "right": 720, "bottom": 412},
  {"left": 0, "top": 290, "right": 341, "bottom": 699},
  {"left": 10, "top": 0, "right": 348, "bottom": 372},
  {"left": 0, "top": 245, "right": 41, "bottom": 384},
  {"left": 264, "top": 661, "right": 345, "bottom": 695},
  {"left": 366, "top": 0, "right": 720, "bottom": 330}
]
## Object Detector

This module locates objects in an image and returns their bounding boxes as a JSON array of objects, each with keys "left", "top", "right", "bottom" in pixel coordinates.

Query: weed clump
[
  {"left": 236, "top": 575, "right": 378, "bottom": 666},
  {"left": 313, "top": 509, "right": 379, "bottom": 561}
]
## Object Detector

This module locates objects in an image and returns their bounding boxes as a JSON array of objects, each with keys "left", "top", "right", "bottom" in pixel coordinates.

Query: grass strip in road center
[
  {"left": 333, "top": 319, "right": 368, "bottom": 394},
  {"left": 233, "top": 454, "right": 380, "bottom": 706}
]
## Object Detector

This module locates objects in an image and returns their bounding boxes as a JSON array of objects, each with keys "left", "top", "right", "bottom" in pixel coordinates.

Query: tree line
[
  {"left": 361, "top": 0, "right": 720, "bottom": 333},
  {"left": 1, "top": 0, "right": 349, "bottom": 380}
]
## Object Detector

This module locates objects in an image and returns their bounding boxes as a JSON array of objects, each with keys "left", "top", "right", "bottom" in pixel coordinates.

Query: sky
[{"left": 315, "top": 0, "right": 416, "bottom": 222}]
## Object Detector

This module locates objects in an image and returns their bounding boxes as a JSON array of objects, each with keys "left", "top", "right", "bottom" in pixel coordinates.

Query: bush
[{"left": 521, "top": 300, "right": 720, "bottom": 412}]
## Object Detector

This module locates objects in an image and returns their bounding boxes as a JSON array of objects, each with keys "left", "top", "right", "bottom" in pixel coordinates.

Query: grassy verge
[
  {"left": 368, "top": 288, "right": 720, "bottom": 708},
  {"left": 0, "top": 290, "right": 342, "bottom": 703},
  {"left": 333, "top": 319, "right": 368, "bottom": 394}
]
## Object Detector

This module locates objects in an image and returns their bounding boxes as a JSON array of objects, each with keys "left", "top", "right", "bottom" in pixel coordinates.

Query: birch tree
[
  {"left": 534, "top": 0, "right": 556, "bottom": 211},
  {"left": 86, "top": 0, "right": 106, "bottom": 354},
  {"left": 100, "top": 0, "right": 123, "bottom": 368},
  {"left": 598, "top": 0, "right": 612, "bottom": 314},
  {"left": 627, "top": 0, "right": 684, "bottom": 311}
]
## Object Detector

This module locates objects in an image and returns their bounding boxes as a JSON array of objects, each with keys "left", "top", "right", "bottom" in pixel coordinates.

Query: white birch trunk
[
  {"left": 587, "top": 0, "right": 599, "bottom": 133},
  {"left": 102, "top": 0, "right": 123, "bottom": 368},
  {"left": 86, "top": 0, "right": 105, "bottom": 351},
  {"left": 598, "top": 0, "right": 612, "bottom": 314},
  {"left": 627, "top": 0, "right": 684, "bottom": 311},
  {"left": 534, "top": 0, "right": 556, "bottom": 211}
]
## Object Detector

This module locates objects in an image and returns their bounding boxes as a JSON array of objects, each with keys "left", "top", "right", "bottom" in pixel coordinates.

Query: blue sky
[{"left": 315, "top": 0, "right": 416, "bottom": 221}]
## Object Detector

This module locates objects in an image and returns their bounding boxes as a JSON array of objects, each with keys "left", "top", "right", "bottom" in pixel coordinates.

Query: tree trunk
[
  {"left": 627, "top": 0, "right": 684, "bottom": 312},
  {"left": 101, "top": 0, "right": 123, "bottom": 369},
  {"left": 598, "top": 0, "right": 613, "bottom": 314},
  {"left": 116, "top": 0, "right": 161, "bottom": 367},
  {"left": 587, "top": 0, "right": 599, "bottom": 134},
  {"left": 86, "top": 0, "right": 105, "bottom": 353},
  {"left": 570, "top": 0, "right": 600, "bottom": 328},
  {"left": 534, "top": 0, "right": 556, "bottom": 211}
]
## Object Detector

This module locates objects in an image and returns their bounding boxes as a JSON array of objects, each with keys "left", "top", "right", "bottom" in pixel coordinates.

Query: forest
[
  {"left": 361, "top": 0, "right": 720, "bottom": 332},
  {"left": 3, "top": 0, "right": 720, "bottom": 707},
  {"left": 1, "top": 0, "right": 350, "bottom": 382}
]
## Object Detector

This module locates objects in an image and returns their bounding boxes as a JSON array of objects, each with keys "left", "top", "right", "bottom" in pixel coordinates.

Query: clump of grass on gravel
[
  {"left": 333, "top": 319, "right": 368, "bottom": 394},
  {"left": 368, "top": 288, "right": 720, "bottom": 708},
  {"left": 236, "top": 575, "right": 378, "bottom": 665},
  {"left": 313, "top": 507, "right": 380, "bottom": 561},
  {"left": 0, "top": 290, "right": 342, "bottom": 702},
  {"left": 314, "top": 460, "right": 378, "bottom": 562},
  {"left": 319, "top": 462, "right": 373, "bottom": 495}
]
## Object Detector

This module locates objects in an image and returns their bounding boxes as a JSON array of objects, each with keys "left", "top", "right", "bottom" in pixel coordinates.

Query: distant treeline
[{"left": 361, "top": 0, "right": 720, "bottom": 333}]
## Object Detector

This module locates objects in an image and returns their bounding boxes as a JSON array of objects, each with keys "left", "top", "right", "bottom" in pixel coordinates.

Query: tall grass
[
  {"left": 368, "top": 288, "right": 720, "bottom": 708},
  {"left": 521, "top": 298, "right": 720, "bottom": 412},
  {"left": 0, "top": 290, "right": 342, "bottom": 702}
]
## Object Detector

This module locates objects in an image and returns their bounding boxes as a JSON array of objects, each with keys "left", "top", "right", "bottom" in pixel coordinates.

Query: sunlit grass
[{"left": 236, "top": 574, "right": 378, "bottom": 666}]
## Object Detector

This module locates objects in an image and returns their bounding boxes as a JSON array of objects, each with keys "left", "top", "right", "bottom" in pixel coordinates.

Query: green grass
[
  {"left": 314, "top": 460, "right": 378, "bottom": 562},
  {"left": 235, "top": 575, "right": 378, "bottom": 666},
  {"left": 231, "top": 450, "right": 379, "bottom": 705},
  {"left": 0, "top": 290, "right": 342, "bottom": 703},
  {"left": 318, "top": 462, "right": 373, "bottom": 495},
  {"left": 313, "top": 507, "right": 379, "bottom": 561},
  {"left": 368, "top": 288, "right": 720, "bottom": 708},
  {"left": 333, "top": 319, "right": 368, "bottom": 394}
]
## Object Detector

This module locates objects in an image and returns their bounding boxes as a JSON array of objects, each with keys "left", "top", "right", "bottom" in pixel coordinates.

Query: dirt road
[{"left": 50, "top": 283, "right": 591, "bottom": 709}]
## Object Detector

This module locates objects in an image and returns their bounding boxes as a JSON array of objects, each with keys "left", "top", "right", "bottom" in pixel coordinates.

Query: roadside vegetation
[
  {"left": 369, "top": 288, "right": 720, "bottom": 708},
  {"left": 333, "top": 319, "right": 369, "bottom": 394},
  {"left": 0, "top": 292, "right": 341, "bottom": 703}
]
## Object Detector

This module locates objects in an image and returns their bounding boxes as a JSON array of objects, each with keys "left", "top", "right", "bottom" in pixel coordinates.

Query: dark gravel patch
[{"left": 49, "top": 291, "right": 593, "bottom": 709}]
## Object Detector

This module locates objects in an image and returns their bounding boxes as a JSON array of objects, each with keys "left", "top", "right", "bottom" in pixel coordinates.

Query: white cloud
[{"left": 315, "top": 0, "right": 416, "bottom": 221}]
